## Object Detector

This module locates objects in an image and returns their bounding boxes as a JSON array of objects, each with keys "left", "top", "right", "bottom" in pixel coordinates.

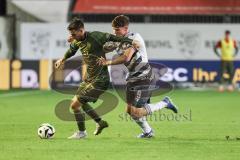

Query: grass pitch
[{"left": 0, "top": 89, "right": 239, "bottom": 160}]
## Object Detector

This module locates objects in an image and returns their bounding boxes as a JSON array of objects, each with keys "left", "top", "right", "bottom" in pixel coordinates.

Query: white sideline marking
[{"left": 0, "top": 90, "right": 43, "bottom": 98}]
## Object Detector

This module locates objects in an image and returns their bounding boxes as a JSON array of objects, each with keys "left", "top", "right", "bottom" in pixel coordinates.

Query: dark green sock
[
  {"left": 82, "top": 103, "right": 101, "bottom": 123},
  {"left": 73, "top": 110, "right": 85, "bottom": 131}
]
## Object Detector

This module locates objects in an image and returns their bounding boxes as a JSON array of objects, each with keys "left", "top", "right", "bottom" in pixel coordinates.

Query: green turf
[{"left": 0, "top": 89, "right": 240, "bottom": 160}]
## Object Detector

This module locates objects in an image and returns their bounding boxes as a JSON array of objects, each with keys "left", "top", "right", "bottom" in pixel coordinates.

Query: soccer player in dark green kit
[{"left": 55, "top": 18, "right": 139, "bottom": 139}]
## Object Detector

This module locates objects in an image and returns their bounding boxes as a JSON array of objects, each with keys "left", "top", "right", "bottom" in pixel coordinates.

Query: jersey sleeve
[
  {"left": 132, "top": 33, "right": 148, "bottom": 62},
  {"left": 105, "top": 33, "right": 133, "bottom": 44},
  {"left": 63, "top": 40, "right": 79, "bottom": 60},
  {"left": 133, "top": 33, "right": 145, "bottom": 49}
]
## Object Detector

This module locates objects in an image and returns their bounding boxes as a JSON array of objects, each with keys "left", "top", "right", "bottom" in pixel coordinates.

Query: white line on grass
[{"left": 0, "top": 90, "right": 43, "bottom": 98}]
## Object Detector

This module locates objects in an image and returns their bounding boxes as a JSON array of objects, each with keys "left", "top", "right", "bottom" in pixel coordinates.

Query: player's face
[
  {"left": 113, "top": 26, "right": 128, "bottom": 37},
  {"left": 225, "top": 33, "right": 230, "bottom": 39},
  {"left": 70, "top": 28, "right": 85, "bottom": 41}
]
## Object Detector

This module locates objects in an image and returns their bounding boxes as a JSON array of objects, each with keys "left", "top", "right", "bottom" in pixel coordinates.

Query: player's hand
[
  {"left": 67, "top": 35, "right": 74, "bottom": 43},
  {"left": 97, "top": 56, "right": 108, "bottom": 66},
  {"left": 132, "top": 39, "right": 141, "bottom": 50},
  {"left": 103, "top": 41, "right": 119, "bottom": 53},
  {"left": 55, "top": 58, "right": 65, "bottom": 69}
]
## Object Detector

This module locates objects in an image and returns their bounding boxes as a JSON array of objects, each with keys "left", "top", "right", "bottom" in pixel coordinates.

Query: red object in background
[{"left": 73, "top": 0, "right": 240, "bottom": 14}]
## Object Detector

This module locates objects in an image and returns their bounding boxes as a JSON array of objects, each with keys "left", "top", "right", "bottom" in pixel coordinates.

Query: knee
[
  {"left": 125, "top": 104, "right": 131, "bottom": 115},
  {"left": 70, "top": 101, "right": 79, "bottom": 111},
  {"left": 127, "top": 106, "right": 142, "bottom": 118},
  {"left": 70, "top": 96, "right": 81, "bottom": 111}
]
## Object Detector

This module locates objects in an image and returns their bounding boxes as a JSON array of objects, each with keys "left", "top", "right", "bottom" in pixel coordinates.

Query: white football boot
[{"left": 68, "top": 130, "right": 87, "bottom": 139}]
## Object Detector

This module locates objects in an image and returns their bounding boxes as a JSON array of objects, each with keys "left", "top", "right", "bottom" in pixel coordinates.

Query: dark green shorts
[
  {"left": 220, "top": 60, "right": 234, "bottom": 84},
  {"left": 76, "top": 80, "right": 109, "bottom": 103}
]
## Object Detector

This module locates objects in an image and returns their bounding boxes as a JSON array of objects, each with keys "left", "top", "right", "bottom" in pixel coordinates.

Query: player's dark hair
[
  {"left": 112, "top": 15, "right": 129, "bottom": 28},
  {"left": 68, "top": 17, "right": 84, "bottom": 31},
  {"left": 225, "top": 30, "right": 231, "bottom": 35}
]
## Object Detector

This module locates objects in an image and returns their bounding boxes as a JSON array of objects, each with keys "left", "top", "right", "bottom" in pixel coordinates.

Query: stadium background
[
  {"left": 1, "top": 0, "right": 240, "bottom": 90},
  {"left": 0, "top": 1, "right": 240, "bottom": 160}
]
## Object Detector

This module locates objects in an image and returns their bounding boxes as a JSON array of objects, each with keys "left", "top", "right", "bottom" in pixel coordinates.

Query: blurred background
[{"left": 1, "top": 0, "right": 240, "bottom": 91}]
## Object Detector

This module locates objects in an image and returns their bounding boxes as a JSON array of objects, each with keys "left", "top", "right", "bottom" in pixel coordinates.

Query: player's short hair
[
  {"left": 225, "top": 30, "right": 231, "bottom": 35},
  {"left": 112, "top": 15, "right": 129, "bottom": 28},
  {"left": 68, "top": 17, "right": 84, "bottom": 31}
]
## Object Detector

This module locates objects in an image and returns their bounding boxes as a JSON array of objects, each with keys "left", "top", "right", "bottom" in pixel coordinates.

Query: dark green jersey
[{"left": 63, "top": 31, "right": 133, "bottom": 82}]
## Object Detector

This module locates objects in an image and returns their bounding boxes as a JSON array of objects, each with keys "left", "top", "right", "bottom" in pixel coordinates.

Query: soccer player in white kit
[{"left": 98, "top": 15, "right": 178, "bottom": 138}]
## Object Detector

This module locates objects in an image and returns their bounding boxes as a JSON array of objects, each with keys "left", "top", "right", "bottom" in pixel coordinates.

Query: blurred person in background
[{"left": 214, "top": 30, "right": 238, "bottom": 92}]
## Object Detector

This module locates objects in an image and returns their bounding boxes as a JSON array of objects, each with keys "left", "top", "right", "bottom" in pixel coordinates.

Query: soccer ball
[{"left": 37, "top": 123, "right": 55, "bottom": 139}]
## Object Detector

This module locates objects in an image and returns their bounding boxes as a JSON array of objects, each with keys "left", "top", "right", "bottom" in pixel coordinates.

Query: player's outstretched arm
[
  {"left": 107, "top": 33, "right": 140, "bottom": 50},
  {"left": 55, "top": 40, "right": 79, "bottom": 69}
]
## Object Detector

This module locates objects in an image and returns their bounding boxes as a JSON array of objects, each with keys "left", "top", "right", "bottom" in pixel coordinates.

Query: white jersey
[{"left": 116, "top": 32, "right": 152, "bottom": 82}]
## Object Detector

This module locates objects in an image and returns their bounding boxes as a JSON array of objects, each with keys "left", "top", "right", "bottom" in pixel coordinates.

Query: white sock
[
  {"left": 145, "top": 100, "right": 167, "bottom": 114},
  {"left": 132, "top": 116, "right": 152, "bottom": 133}
]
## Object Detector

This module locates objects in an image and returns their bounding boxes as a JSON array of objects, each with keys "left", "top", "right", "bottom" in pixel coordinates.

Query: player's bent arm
[
  {"left": 63, "top": 40, "right": 79, "bottom": 60},
  {"left": 123, "top": 47, "right": 136, "bottom": 62},
  {"left": 55, "top": 43, "right": 77, "bottom": 68},
  {"left": 235, "top": 46, "right": 239, "bottom": 56},
  {"left": 214, "top": 41, "right": 221, "bottom": 57},
  {"left": 55, "top": 49, "right": 76, "bottom": 69},
  {"left": 55, "top": 42, "right": 79, "bottom": 69},
  {"left": 214, "top": 47, "right": 220, "bottom": 57},
  {"left": 105, "top": 47, "right": 136, "bottom": 65},
  {"left": 63, "top": 49, "right": 76, "bottom": 60},
  {"left": 234, "top": 40, "right": 239, "bottom": 56},
  {"left": 55, "top": 58, "right": 64, "bottom": 69}
]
